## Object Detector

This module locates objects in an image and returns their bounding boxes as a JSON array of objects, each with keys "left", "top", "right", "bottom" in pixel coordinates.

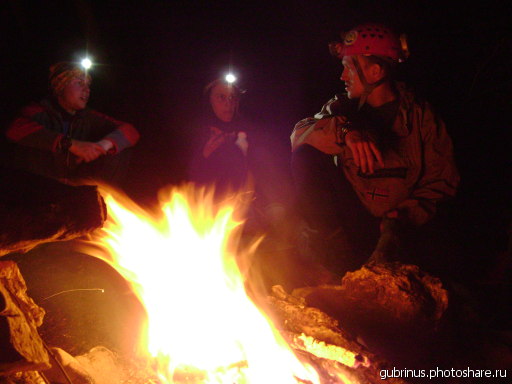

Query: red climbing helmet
[{"left": 329, "top": 23, "right": 409, "bottom": 62}]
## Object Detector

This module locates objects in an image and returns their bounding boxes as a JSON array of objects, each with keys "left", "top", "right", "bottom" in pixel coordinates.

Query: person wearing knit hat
[
  {"left": 5, "top": 61, "right": 140, "bottom": 186},
  {"left": 49, "top": 62, "right": 92, "bottom": 96}
]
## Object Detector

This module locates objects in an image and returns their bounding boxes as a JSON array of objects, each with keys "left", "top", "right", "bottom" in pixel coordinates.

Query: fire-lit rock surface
[
  {"left": 288, "top": 262, "right": 449, "bottom": 368},
  {"left": 7, "top": 346, "right": 159, "bottom": 384},
  {"left": 0, "top": 261, "right": 49, "bottom": 376},
  {"left": 293, "top": 262, "right": 448, "bottom": 327},
  {"left": 9, "top": 244, "right": 145, "bottom": 358},
  {"left": 3, "top": 246, "right": 148, "bottom": 383},
  {"left": 339, "top": 262, "right": 448, "bottom": 323}
]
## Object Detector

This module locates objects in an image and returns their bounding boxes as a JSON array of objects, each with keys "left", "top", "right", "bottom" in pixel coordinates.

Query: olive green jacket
[{"left": 291, "top": 83, "right": 460, "bottom": 225}]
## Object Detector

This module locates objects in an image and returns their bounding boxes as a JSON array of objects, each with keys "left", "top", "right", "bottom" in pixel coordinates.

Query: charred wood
[{"left": 267, "top": 285, "right": 411, "bottom": 384}]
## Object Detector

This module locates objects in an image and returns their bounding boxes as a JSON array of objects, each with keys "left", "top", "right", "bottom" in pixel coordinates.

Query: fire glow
[{"left": 93, "top": 185, "right": 320, "bottom": 384}]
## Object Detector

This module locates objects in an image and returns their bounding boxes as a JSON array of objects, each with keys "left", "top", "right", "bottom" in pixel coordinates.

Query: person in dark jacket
[
  {"left": 291, "top": 23, "right": 460, "bottom": 277},
  {"left": 189, "top": 78, "right": 249, "bottom": 196},
  {"left": 5, "top": 62, "right": 140, "bottom": 186},
  {"left": 188, "top": 77, "right": 293, "bottom": 234}
]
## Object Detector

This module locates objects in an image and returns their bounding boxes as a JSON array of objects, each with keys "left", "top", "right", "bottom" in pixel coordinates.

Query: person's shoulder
[
  {"left": 396, "top": 83, "right": 446, "bottom": 129},
  {"left": 17, "top": 98, "right": 52, "bottom": 118},
  {"left": 21, "top": 102, "right": 45, "bottom": 114},
  {"left": 396, "top": 82, "right": 430, "bottom": 110}
]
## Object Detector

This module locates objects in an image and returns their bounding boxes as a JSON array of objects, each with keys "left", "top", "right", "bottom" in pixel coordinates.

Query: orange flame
[{"left": 90, "top": 184, "right": 320, "bottom": 384}]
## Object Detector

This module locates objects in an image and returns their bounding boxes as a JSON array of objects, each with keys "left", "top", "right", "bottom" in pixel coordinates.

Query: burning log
[
  {"left": 0, "top": 166, "right": 106, "bottom": 257},
  {"left": 0, "top": 261, "right": 49, "bottom": 376},
  {"left": 266, "top": 262, "right": 450, "bottom": 382},
  {"left": 267, "top": 285, "right": 367, "bottom": 361},
  {"left": 267, "top": 284, "right": 411, "bottom": 384}
]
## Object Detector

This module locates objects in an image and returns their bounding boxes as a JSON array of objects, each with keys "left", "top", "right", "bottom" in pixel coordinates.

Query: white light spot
[
  {"left": 81, "top": 58, "right": 92, "bottom": 69},
  {"left": 225, "top": 73, "right": 236, "bottom": 83}
]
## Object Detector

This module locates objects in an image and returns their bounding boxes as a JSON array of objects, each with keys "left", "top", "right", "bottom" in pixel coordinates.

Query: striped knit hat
[{"left": 49, "top": 62, "right": 91, "bottom": 95}]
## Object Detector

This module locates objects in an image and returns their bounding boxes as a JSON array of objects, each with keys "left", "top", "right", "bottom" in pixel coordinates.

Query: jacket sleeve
[
  {"left": 291, "top": 116, "right": 351, "bottom": 154},
  {"left": 5, "top": 103, "right": 62, "bottom": 152},
  {"left": 291, "top": 97, "right": 350, "bottom": 154},
  {"left": 397, "top": 104, "right": 460, "bottom": 225},
  {"left": 89, "top": 110, "right": 140, "bottom": 153}
]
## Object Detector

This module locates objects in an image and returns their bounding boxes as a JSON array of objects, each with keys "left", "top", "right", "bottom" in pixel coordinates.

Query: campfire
[
  {"left": 2, "top": 177, "right": 432, "bottom": 384},
  {"left": 88, "top": 185, "right": 321, "bottom": 383}
]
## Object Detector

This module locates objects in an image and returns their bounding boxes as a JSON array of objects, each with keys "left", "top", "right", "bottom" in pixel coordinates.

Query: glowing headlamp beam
[
  {"left": 225, "top": 73, "right": 236, "bottom": 83},
  {"left": 81, "top": 58, "right": 93, "bottom": 70}
]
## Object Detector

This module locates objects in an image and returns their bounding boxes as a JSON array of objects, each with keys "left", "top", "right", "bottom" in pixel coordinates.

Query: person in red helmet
[
  {"left": 5, "top": 62, "right": 140, "bottom": 186},
  {"left": 290, "top": 23, "right": 460, "bottom": 278}
]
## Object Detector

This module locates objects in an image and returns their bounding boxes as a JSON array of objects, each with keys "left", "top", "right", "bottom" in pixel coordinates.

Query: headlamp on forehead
[
  {"left": 80, "top": 57, "right": 93, "bottom": 70},
  {"left": 225, "top": 73, "right": 237, "bottom": 84}
]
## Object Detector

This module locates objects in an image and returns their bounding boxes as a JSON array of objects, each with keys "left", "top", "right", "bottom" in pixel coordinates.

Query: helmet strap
[{"left": 351, "top": 56, "right": 387, "bottom": 110}]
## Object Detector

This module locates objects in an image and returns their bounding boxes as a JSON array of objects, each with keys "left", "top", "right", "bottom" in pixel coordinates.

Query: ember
[{"left": 87, "top": 184, "right": 321, "bottom": 384}]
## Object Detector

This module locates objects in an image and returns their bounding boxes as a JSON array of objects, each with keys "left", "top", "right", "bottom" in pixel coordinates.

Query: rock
[
  {"left": 43, "top": 347, "right": 94, "bottom": 384},
  {"left": 0, "top": 166, "right": 106, "bottom": 257},
  {"left": 291, "top": 262, "right": 449, "bottom": 367},
  {"left": 0, "top": 261, "right": 49, "bottom": 376}
]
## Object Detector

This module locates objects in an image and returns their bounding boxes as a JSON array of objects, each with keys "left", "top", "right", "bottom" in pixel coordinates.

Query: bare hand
[
  {"left": 69, "top": 140, "right": 106, "bottom": 163},
  {"left": 203, "top": 127, "right": 235, "bottom": 158},
  {"left": 202, "top": 133, "right": 226, "bottom": 158},
  {"left": 345, "top": 130, "right": 384, "bottom": 174}
]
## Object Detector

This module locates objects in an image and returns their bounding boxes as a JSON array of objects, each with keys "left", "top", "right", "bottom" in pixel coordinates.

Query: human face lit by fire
[
  {"left": 341, "top": 55, "right": 368, "bottom": 100},
  {"left": 58, "top": 75, "right": 91, "bottom": 114},
  {"left": 209, "top": 83, "right": 239, "bottom": 123}
]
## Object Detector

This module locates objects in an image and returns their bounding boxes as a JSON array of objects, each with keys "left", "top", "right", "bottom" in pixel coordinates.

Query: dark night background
[{"left": 0, "top": 0, "right": 511, "bottom": 372}]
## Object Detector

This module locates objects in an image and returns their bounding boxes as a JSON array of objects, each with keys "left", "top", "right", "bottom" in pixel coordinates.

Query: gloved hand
[{"left": 367, "top": 216, "right": 402, "bottom": 264}]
